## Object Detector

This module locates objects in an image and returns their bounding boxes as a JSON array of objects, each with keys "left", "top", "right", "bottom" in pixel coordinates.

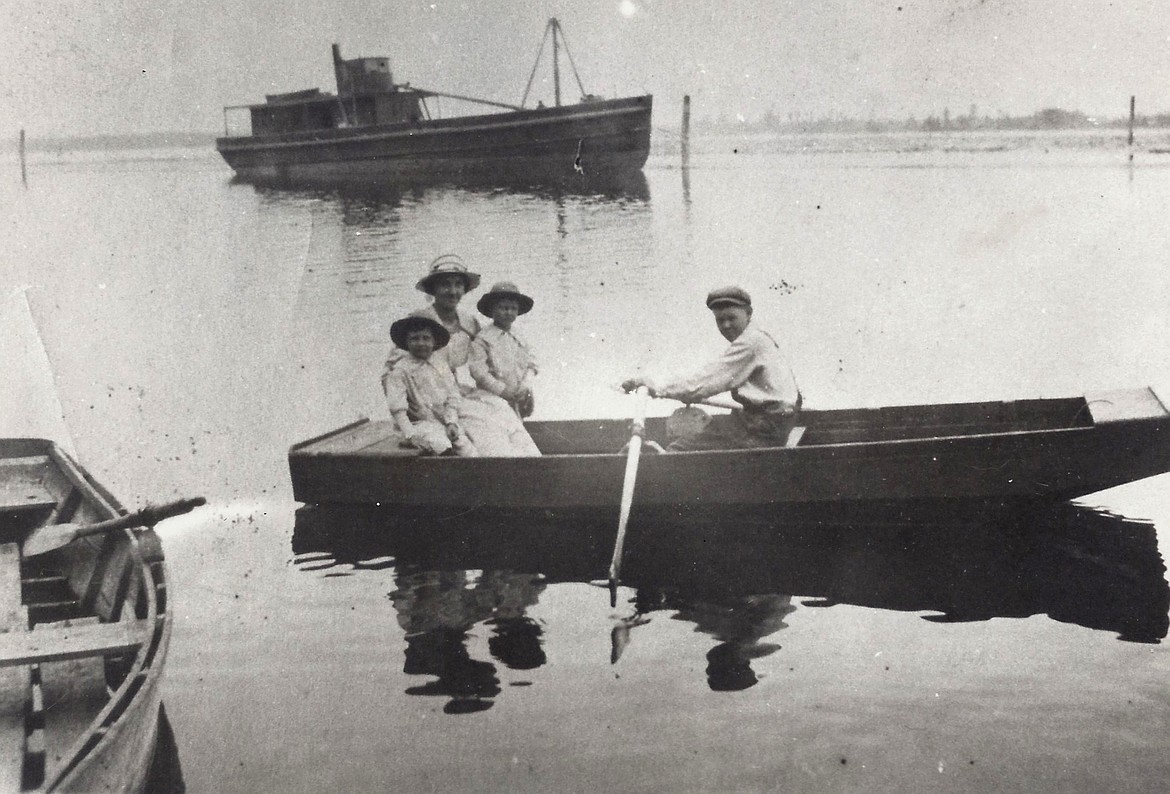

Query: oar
[
  {"left": 22, "top": 497, "right": 207, "bottom": 557},
  {"left": 608, "top": 386, "right": 649, "bottom": 600}
]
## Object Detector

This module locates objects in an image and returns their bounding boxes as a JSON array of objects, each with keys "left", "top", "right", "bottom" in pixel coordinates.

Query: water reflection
[
  {"left": 293, "top": 501, "right": 1168, "bottom": 699},
  {"left": 390, "top": 567, "right": 546, "bottom": 714},
  {"left": 634, "top": 589, "right": 795, "bottom": 691},
  {"left": 143, "top": 703, "right": 186, "bottom": 793},
  {"left": 235, "top": 171, "right": 651, "bottom": 206}
]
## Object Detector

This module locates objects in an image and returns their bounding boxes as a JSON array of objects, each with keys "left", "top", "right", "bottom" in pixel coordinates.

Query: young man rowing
[{"left": 621, "top": 286, "right": 801, "bottom": 451}]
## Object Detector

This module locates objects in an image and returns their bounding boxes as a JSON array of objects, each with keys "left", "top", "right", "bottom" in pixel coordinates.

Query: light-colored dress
[
  {"left": 469, "top": 323, "right": 538, "bottom": 417},
  {"left": 383, "top": 305, "right": 540, "bottom": 457},
  {"left": 384, "top": 355, "right": 477, "bottom": 456}
]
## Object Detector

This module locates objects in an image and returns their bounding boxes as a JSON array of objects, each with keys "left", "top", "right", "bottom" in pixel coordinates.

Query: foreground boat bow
[{"left": 0, "top": 439, "right": 174, "bottom": 792}]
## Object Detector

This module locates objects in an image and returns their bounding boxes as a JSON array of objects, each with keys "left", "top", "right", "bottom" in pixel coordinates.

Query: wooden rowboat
[
  {"left": 0, "top": 438, "right": 176, "bottom": 792},
  {"left": 289, "top": 387, "right": 1170, "bottom": 512}
]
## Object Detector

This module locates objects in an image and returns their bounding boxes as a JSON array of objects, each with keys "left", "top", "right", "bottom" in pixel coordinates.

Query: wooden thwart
[
  {"left": 0, "top": 543, "right": 29, "bottom": 792},
  {"left": 0, "top": 619, "right": 150, "bottom": 668}
]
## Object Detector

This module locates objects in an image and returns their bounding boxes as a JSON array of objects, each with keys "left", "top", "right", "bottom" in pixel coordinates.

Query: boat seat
[
  {"left": 0, "top": 458, "right": 58, "bottom": 517},
  {"left": 0, "top": 618, "right": 150, "bottom": 669}
]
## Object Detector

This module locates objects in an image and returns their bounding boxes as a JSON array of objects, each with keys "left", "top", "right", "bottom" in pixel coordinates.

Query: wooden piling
[
  {"left": 681, "top": 95, "right": 691, "bottom": 164},
  {"left": 1128, "top": 95, "right": 1135, "bottom": 161}
]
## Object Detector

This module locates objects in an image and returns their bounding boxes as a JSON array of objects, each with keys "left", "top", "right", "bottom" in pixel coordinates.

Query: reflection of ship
[
  {"left": 294, "top": 501, "right": 1169, "bottom": 648},
  {"left": 245, "top": 169, "right": 651, "bottom": 217},
  {"left": 216, "top": 19, "right": 652, "bottom": 191}
]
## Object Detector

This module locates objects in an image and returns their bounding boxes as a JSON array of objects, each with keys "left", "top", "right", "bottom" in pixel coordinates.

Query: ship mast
[{"left": 520, "top": 18, "right": 588, "bottom": 109}]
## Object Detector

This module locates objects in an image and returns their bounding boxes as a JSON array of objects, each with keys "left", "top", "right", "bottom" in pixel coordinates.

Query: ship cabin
[{"left": 243, "top": 45, "right": 425, "bottom": 136}]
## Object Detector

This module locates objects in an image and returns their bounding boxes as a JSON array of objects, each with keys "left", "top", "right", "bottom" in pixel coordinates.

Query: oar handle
[{"left": 74, "top": 497, "right": 207, "bottom": 539}]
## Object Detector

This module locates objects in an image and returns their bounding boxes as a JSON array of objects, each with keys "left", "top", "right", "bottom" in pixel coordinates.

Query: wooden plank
[
  {"left": 1086, "top": 388, "right": 1169, "bottom": 424},
  {"left": 0, "top": 619, "right": 149, "bottom": 668},
  {"left": 37, "top": 617, "right": 109, "bottom": 782},
  {"left": 354, "top": 434, "right": 418, "bottom": 458},
  {"left": 300, "top": 420, "right": 396, "bottom": 456},
  {"left": 0, "top": 543, "right": 28, "bottom": 792},
  {"left": 0, "top": 456, "right": 55, "bottom": 513},
  {"left": 0, "top": 545, "right": 23, "bottom": 633}
]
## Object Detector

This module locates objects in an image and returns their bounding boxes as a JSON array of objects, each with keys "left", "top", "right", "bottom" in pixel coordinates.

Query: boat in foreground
[
  {"left": 0, "top": 439, "right": 177, "bottom": 792},
  {"left": 289, "top": 386, "right": 1170, "bottom": 512},
  {"left": 216, "top": 19, "right": 652, "bottom": 187}
]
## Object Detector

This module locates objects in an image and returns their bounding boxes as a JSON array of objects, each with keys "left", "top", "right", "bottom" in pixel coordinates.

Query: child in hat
[
  {"left": 470, "top": 281, "right": 539, "bottom": 418},
  {"left": 384, "top": 314, "right": 478, "bottom": 457}
]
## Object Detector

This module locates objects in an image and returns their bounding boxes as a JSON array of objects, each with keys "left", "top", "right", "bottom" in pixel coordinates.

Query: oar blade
[{"left": 22, "top": 496, "right": 207, "bottom": 558}]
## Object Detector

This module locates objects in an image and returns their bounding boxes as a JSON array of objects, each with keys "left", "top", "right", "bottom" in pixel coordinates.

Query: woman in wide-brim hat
[
  {"left": 390, "top": 254, "right": 484, "bottom": 378},
  {"left": 381, "top": 255, "right": 540, "bottom": 457},
  {"left": 415, "top": 253, "right": 482, "bottom": 295}
]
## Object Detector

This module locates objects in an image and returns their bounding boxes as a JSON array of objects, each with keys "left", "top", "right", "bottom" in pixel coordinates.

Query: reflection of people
[
  {"left": 635, "top": 588, "right": 794, "bottom": 691},
  {"left": 390, "top": 567, "right": 547, "bottom": 713},
  {"left": 384, "top": 315, "right": 477, "bottom": 456},
  {"left": 682, "top": 594, "right": 795, "bottom": 691},
  {"left": 481, "top": 569, "right": 547, "bottom": 669},
  {"left": 622, "top": 286, "right": 801, "bottom": 451}
]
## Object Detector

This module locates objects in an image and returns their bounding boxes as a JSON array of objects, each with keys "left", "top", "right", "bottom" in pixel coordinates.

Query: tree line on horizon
[
  {"left": 13, "top": 104, "right": 1170, "bottom": 152},
  {"left": 701, "top": 105, "right": 1170, "bottom": 135}
]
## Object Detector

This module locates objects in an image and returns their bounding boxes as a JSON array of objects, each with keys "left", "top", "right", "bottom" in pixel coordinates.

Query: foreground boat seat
[
  {"left": 0, "top": 618, "right": 150, "bottom": 669},
  {"left": 0, "top": 457, "right": 59, "bottom": 529}
]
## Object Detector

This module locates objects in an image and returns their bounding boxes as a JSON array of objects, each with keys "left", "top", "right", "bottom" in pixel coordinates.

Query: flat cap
[{"left": 705, "top": 286, "right": 752, "bottom": 309}]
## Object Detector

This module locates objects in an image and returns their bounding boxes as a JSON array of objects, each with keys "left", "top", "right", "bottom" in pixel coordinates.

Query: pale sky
[{"left": 4, "top": 0, "right": 1170, "bottom": 137}]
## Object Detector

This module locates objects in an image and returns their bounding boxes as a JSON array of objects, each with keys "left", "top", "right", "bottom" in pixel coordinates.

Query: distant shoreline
[
  {"left": 14, "top": 131, "right": 220, "bottom": 153},
  {"left": 10, "top": 114, "right": 1170, "bottom": 155}
]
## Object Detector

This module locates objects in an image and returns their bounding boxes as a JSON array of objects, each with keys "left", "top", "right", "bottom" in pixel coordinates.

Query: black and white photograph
[{"left": 3, "top": 1, "right": 1170, "bottom": 791}]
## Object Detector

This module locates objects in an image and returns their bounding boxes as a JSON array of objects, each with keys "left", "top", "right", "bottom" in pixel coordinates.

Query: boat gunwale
[
  {"left": 1, "top": 439, "right": 169, "bottom": 792},
  {"left": 216, "top": 96, "right": 653, "bottom": 151},
  {"left": 290, "top": 416, "right": 1112, "bottom": 462}
]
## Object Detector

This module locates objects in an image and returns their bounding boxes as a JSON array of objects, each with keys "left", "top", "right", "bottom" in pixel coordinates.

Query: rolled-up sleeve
[
  {"left": 652, "top": 337, "right": 756, "bottom": 404},
  {"left": 384, "top": 368, "right": 410, "bottom": 414}
]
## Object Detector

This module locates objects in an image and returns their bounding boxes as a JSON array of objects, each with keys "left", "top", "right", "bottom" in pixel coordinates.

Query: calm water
[{"left": 3, "top": 132, "right": 1170, "bottom": 792}]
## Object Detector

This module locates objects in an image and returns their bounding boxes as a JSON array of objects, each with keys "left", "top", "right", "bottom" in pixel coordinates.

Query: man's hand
[
  {"left": 621, "top": 377, "right": 655, "bottom": 397},
  {"left": 621, "top": 377, "right": 645, "bottom": 393}
]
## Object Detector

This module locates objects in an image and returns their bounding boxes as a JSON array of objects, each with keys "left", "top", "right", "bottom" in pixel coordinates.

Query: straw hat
[
  {"left": 476, "top": 281, "right": 535, "bottom": 316},
  {"left": 389, "top": 315, "right": 450, "bottom": 351},
  {"left": 415, "top": 253, "right": 481, "bottom": 294}
]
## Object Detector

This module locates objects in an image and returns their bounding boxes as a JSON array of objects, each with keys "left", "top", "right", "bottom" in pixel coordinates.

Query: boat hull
[
  {"left": 216, "top": 95, "right": 653, "bottom": 185},
  {"left": 288, "top": 388, "right": 1170, "bottom": 512},
  {"left": 0, "top": 439, "right": 172, "bottom": 793}
]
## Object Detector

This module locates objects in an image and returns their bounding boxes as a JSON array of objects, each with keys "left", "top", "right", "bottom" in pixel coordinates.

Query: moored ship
[{"left": 215, "top": 19, "right": 653, "bottom": 187}]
